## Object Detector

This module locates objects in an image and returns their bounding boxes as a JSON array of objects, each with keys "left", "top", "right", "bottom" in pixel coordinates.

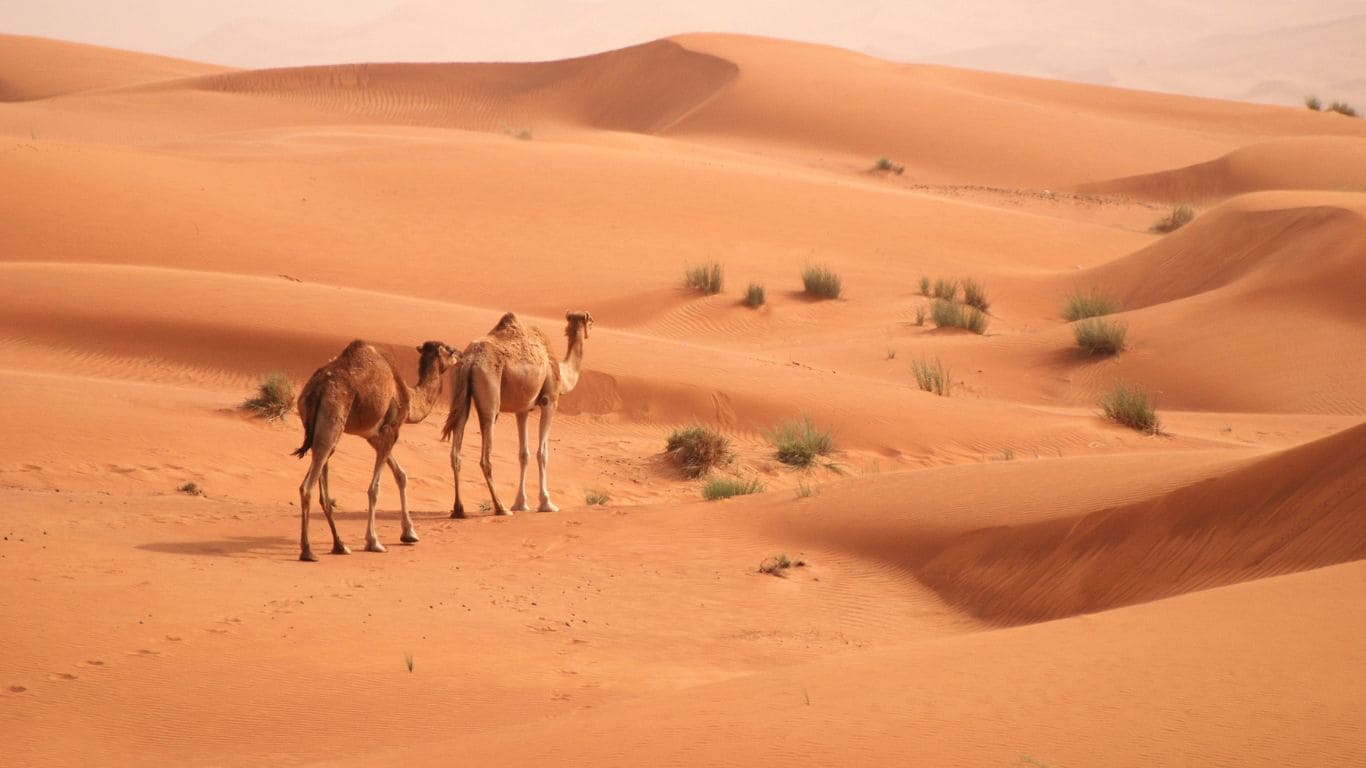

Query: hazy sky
[{"left": 5, "top": 1, "right": 1363, "bottom": 105}]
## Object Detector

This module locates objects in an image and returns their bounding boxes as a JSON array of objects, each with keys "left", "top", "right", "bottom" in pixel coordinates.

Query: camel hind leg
[
  {"left": 449, "top": 401, "right": 472, "bottom": 518},
  {"left": 511, "top": 411, "right": 532, "bottom": 512},
  {"left": 319, "top": 463, "right": 348, "bottom": 555},
  {"left": 363, "top": 433, "right": 398, "bottom": 553},
  {"left": 475, "top": 390, "right": 511, "bottom": 516},
  {"left": 297, "top": 418, "right": 346, "bottom": 561},
  {"left": 535, "top": 403, "right": 559, "bottom": 513}
]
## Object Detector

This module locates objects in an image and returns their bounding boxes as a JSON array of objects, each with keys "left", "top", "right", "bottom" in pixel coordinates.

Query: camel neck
[
  {"left": 559, "top": 324, "right": 586, "bottom": 394},
  {"left": 406, "top": 358, "right": 445, "bottom": 423}
]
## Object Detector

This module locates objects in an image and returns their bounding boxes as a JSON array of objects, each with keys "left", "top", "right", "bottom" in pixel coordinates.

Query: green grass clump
[
  {"left": 666, "top": 426, "right": 732, "bottom": 478},
  {"left": 242, "top": 372, "right": 294, "bottom": 421},
  {"left": 1328, "top": 101, "right": 1358, "bottom": 117},
  {"left": 802, "top": 265, "right": 843, "bottom": 299},
  {"left": 1063, "top": 289, "right": 1117, "bottom": 321},
  {"left": 931, "top": 300, "right": 989, "bottom": 334},
  {"left": 911, "top": 357, "right": 952, "bottom": 396},
  {"left": 918, "top": 275, "right": 931, "bottom": 296},
  {"left": 932, "top": 277, "right": 959, "bottom": 300},
  {"left": 685, "top": 263, "right": 724, "bottom": 294},
  {"left": 874, "top": 156, "right": 905, "bottom": 174},
  {"left": 1305, "top": 95, "right": 1322, "bottom": 111},
  {"left": 1100, "top": 382, "right": 1160, "bottom": 434},
  {"left": 1074, "top": 318, "right": 1127, "bottom": 355},
  {"left": 585, "top": 490, "right": 610, "bottom": 506},
  {"left": 962, "top": 279, "right": 989, "bottom": 311},
  {"left": 744, "top": 282, "right": 766, "bottom": 308},
  {"left": 914, "top": 304, "right": 927, "bottom": 326},
  {"left": 769, "top": 416, "right": 833, "bottom": 467},
  {"left": 1151, "top": 204, "right": 1194, "bottom": 234},
  {"left": 703, "top": 476, "right": 765, "bottom": 500}
]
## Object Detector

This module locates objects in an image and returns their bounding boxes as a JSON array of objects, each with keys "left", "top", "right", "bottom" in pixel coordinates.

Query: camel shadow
[{"left": 138, "top": 535, "right": 293, "bottom": 559}]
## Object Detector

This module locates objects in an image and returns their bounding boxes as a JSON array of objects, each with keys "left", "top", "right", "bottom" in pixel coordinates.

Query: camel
[
  {"left": 293, "top": 339, "right": 458, "bottom": 562},
  {"left": 443, "top": 310, "right": 593, "bottom": 518}
]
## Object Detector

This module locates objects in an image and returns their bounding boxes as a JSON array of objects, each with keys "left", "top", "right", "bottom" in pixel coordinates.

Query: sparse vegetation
[
  {"left": 703, "top": 476, "right": 765, "bottom": 500},
  {"left": 874, "top": 156, "right": 905, "bottom": 174},
  {"left": 802, "top": 265, "right": 843, "bottom": 299},
  {"left": 585, "top": 489, "right": 610, "bottom": 506},
  {"left": 1100, "top": 381, "right": 1160, "bottom": 434},
  {"left": 795, "top": 479, "right": 817, "bottom": 498},
  {"left": 1074, "top": 318, "right": 1127, "bottom": 355},
  {"left": 242, "top": 372, "right": 294, "bottom": 421},
  {"left": 914, "top": 304, "right": 927, "bottom": 326},
  {"left": 886, "top": 347, "right": 897, "bottom": 360},
  {"left": 744, "top": 282, "right": 766, "bottom": 308},
  {"left": 1305, "top": 95, "right": 1322, "bottom": 111},
  {"left": 769, "top": 415, "right": 833, "bottom": 467},
  {"left": 919, "top": 275, "right": 931, "bottom": 296},
  {"left": 994, "top": 448, "right": 1016, "bottom": 462},
  {"left": 758, "top": 554, "right": 807, "bottom": 576},
  {"left": 404, "top": 652, "right": 414, "bottom": 673},
  {"left": 1063, "top": 289, "right": 1117, "bottom": 321},
  {"left": 962, "top": 278, "right": 990, "bottom": 311},
  {"left": 1151, "top": 204, "right": 1194, "bottom": 234},
  {"left": 911, "top": 357, "right": 952, "bottom": 396},
  {"left": 177, "top": 482, "right": 202, "bottom": 496},
  {"left": 932, "top": 277, "right": 959, "bottom": 300},
  {"left": 666, "top": 425, "right": 733, "bottom": 478},
  {"left": 931, "top": 299, "right": 989, "bottom": 334},
  {"left": 1328, "top": 101, "right": 1358, "bottom": 117},
  {"left": 685, "top": 263, "right": 724, "bottom": 294}
]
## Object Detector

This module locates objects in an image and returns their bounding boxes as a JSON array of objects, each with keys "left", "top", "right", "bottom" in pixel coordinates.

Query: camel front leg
[
  {"left": 535, "top": 404, "right": 559, "bottom": 513},
  {"left": 388, "top": 455, "right": 417, "bottom": 543},
  {"left": 511, "top": 411, "right": 532, "bottom": 512},
  {"left": 363, "top": 437, "right": 394, "bottom": 553},
  {"left": 449, "top": 404, "right": 471, "bottom": 518}
]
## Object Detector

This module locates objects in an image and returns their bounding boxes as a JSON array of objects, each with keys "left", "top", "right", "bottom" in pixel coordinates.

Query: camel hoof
[
  {"left": 366, "top": 541, "right": 387, "bottom": 553},
  {"left": 510, "top": 502, "right": 530, "bottom": 512},
  {"left": 494, "top": 508, "right": 514, "bottom": 516},
  {"left": 300, "top": 551, "right": 318, "bottom": 562},
  {"left": 400, "top": 531, "right": 419, "bottom": 544},
  {"left": 451, "top": 505, "right": 466, "bottom": 519},
  {"left": 332, "top": 543, "right": 351, "bottom": 555},
  {"left": 539, "top": 501, "right": 560, "bottom": 513}
]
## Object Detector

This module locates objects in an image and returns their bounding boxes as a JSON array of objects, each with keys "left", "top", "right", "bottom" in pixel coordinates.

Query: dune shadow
[{"left": 138, "top": 535, "right": 293, "bottom": 558}]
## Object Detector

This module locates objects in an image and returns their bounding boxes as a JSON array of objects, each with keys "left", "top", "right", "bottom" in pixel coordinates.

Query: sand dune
[{"left": 2, "top": 31, "right": 1363, "bottom": 767}]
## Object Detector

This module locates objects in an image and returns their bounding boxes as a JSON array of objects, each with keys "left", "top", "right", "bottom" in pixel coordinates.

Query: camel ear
[{"left": 565, "top": 310, "right": 571, "bottom": 320}]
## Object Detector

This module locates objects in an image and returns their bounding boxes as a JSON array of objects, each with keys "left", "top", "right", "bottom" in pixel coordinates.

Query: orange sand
[{"left": 2, "top": 32, "right": 1363, "bottom": 767}]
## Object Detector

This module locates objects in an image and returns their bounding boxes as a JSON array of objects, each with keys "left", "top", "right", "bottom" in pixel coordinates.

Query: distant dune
[{"left": 1, "top": 31, "right": 1363, "bottom": 768}]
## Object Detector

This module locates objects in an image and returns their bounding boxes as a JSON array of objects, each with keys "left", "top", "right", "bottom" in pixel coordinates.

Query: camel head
[
  {"left": 565, "top": 310, "right": 594, "bottom": 339},
  {"left": 416, "top": 341, "right": 459, "bottom": 377}
]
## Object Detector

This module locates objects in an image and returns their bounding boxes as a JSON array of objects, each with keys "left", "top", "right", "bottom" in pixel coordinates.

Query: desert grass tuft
[
  {"left": 910, "top": 357, "right": 952, "bottom": 396},
  {"left": 802, "top": 265, "right": 842, "bottom": 299},
  {"left": 1074, "top": 318, "right": 1127, "bottom": 355},
  {"left": 685, "top": 263, "right": 724, "bottom": 294},
  {"left": 177, "top": 481, "right": 202, "bottom": 496},
  {"left": 1063, "top": 289, "right": 1117, "bottom": 321},
  {"left": 585, "top": 489, "right": 610, "bottom": 506},
  {"left": 914, "top": 304, "right": 927, "bottom": 326},
  {"left": 404, "top": 652, "right": 415, "bottom": 673},
  {"left": 666, "top": 426, "right": 732, "bottom": 478},
  {"left": 758, "top": 554, "right": 806, "bottom": 575},
  {"left": 874, "top": 156, "right": 905, "bottom": 174},
  {"left": 1305, "top": 95, "right": 1322, "bottom": 111},
  {"left": 962, "top": 279, "right": 990, "bottom": 311},
  {"left": 1328, "top": 101, "right": 1358, "bottom": 117},
  {"left": 242, "top": 372, "right": 294, "bottom": 421},
  {"left": 918, "top": 275, "right": 931, "bottom": 296},
  {"left": 744, "top": 282, "right": 766, "bottom": 308},
  {"left": 1100, "top": 381, "right": 1160, "bottom": 434},
  {"left": 795, "top": 479, "right": 818, "bottom": 498},
  {"left": 932, "top": 277, "right": 959, "bottom": 300},
  {"left": 931, "top": 300, "right": 988, "bottom": 334},
  {"left": 703, "top": 476, "right": 765, "bottom": 500},
  {"left": 1151, "top": 204, "right": 1194, "bottom": 234},
  {"left": 769, "top": 415, "right": 833, "bottom": 467}
]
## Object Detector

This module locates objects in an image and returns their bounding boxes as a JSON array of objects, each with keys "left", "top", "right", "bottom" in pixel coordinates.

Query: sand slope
[{"left": 2, "top": 32, "right": 1363, "bottom": 767}]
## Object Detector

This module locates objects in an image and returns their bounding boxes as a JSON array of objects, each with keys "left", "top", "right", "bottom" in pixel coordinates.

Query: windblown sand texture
[{"left": 2, "top": 32, "right": 1364, "bottom": 767}]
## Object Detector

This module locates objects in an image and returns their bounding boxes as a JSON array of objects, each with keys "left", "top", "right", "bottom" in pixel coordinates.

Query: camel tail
[
  {"left": 440, "top": 362, "right": 472, "bottom": 442},
  {"left": 292, "top": 383, "right": 323, "bottom": 458}
]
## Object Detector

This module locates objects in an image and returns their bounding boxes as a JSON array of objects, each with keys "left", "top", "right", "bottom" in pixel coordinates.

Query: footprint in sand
[
  {"left": 48, "top": 672, "right": 78, "bottom": 681},
  {"left": 83, "top": 660, "right": 105, "bottom": 667},
  {"left": 8, "top": 685, "right": 26, "bottom": 693}
]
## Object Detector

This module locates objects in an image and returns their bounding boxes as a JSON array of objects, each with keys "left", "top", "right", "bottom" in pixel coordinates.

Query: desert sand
[{"left": 1, "top": 32, "right": 1364, "bottom": 767}]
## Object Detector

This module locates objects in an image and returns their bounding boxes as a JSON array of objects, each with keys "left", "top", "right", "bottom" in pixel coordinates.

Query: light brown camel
[
  {"left": 442, "top": 311, "right": 593, "bottom": 518},
  {"left": 293, "top": 339, "right": 457, "bottom": 562}
]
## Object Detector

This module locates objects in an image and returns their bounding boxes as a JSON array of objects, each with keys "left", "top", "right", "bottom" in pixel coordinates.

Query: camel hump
[
  {"left": 490, "top": 312, "right": 521, "bottom": 335},
  {"left": 339, "top": 339, "right": 369, "bottom": 357}
]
